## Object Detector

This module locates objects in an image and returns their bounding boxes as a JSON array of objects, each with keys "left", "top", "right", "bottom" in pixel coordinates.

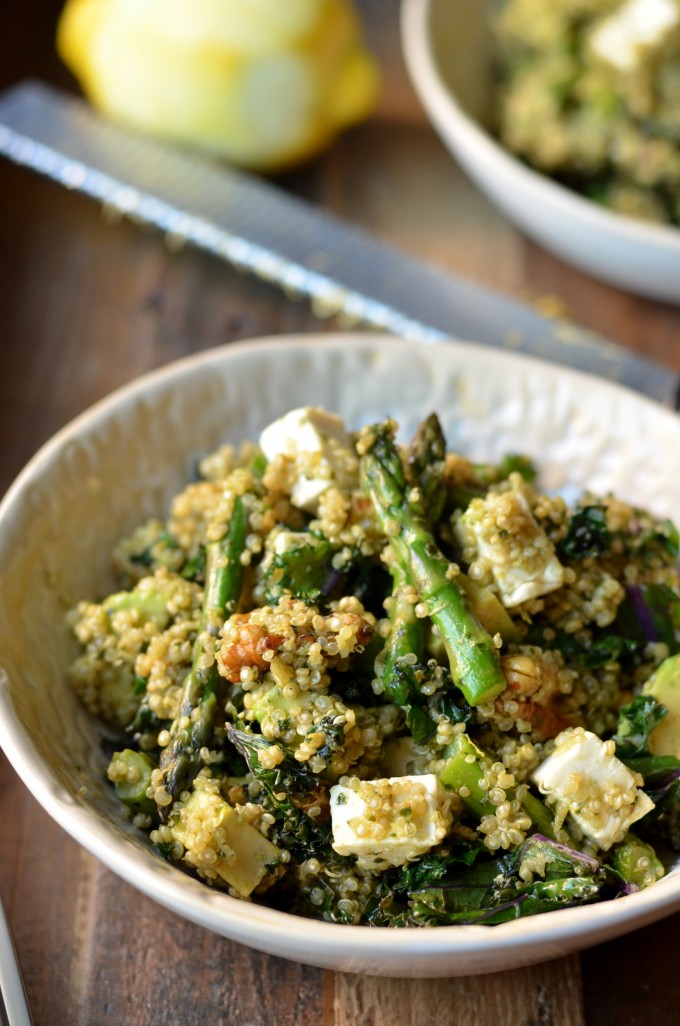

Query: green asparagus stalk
[
  {"left": 406, "top": 412, "right": 447, "bottom": 524},
  {"left": 360, "top": 423, "right": 506, "bottom": 707},
  {"left": 439, "top": 732, "right": 556, "bottom": 838},
  {"left": 379, "top": 416, "right": 444, "bottom": 726},
  {"left": 379, "top": 566, "right": 436, "bottom": 742},
  {"left": 381, "top": 569, "right": 425, "bottom": 708},
  {"left": 157, "top": 495, "right": 247, "bottom": 818}
]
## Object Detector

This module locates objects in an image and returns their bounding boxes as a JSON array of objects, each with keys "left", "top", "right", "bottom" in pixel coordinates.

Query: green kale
[
  {"left": 614, "top": 694, "right": 668, "bottom": 761},
  {"left": 181, "top": 547, "right": 206, "bottom": 583},
  {"left": 471, "top": 454, "right": 538, "bottom": 486},
  {"left": 404, "top": 704, "right": 437, "bottom": 745},
  {"left": 368, "top": 836, "right": 608, "bottom": 927},
  {"left": 631, "top": 516, "right": 679, "bottom": 560},
  {"left": 392, "top": 845, "right": 483, "bottom": 892},
  {"left": 129, "top": 528, "right": 180, "bottom": 568},
  {"left": 559, "top": 505, "right": 612, "bottom": 559},
  {"left": 614, "top": 694, "right": 680, "bottom": 804},
  {"left": 227, "top": 725, "right": 331, "bottom": 860},
  {"left": 496, "top": 453, "right": 538, "bottom": 483},
  {"left": 435, "top": 691, "right": 474, "bottom": 726},
  {"left": 133, "top": 673, "right": 148, "bottom": 696},
  {"left": 528, "top": 582, "right": 680, "bottom": 670},
  {"left": 259, "top": 531, "right": 384, "bottom": 612},
  {"left": 615, "top": 584, "right": 680, "bottom": 655},
  {"left": 524, "top": 626, "right": 637, "bottom": 670},
  {"left": 409, "top": 875, "right": 602, "bottom": 925}
]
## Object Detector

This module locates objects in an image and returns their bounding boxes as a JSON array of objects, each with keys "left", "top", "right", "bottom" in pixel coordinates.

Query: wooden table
[{"left": 2, "top": 3, "right": 680, "bottom": 1024}]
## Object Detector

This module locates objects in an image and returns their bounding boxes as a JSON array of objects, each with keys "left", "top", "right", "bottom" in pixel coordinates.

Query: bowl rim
[
  {"left": 2, "top": 331, "right": 680, "bottom": 972},
  {"left": 399, "top": 0, "right": 680, "bottom": 254}
]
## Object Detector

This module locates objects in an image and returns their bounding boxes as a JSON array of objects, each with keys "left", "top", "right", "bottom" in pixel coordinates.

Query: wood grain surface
[{"left": 2, "top": 3, "right": 680, "bottom": 1025}]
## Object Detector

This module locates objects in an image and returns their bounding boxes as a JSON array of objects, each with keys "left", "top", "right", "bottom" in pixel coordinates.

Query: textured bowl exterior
[
  {"left": 400, "top": 0, "right": 680, "bottom": 304},
  {"left": 1, "top": 333, "right": 680, "bottom": 977}
]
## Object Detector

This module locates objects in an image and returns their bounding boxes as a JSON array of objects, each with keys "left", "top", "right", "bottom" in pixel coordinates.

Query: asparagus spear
[
  {"left": 157, "top": 495, "right": 247, "bottom": 818},
  {"left": 378, "top": 414, "right": 447, "bottom": 739},
  {"left": 406, "top": 412, "right": 447, "bottom": 524},
  {"left": 360, "top": 422, "right": 506, "bottom": 707},
  {"left": 379, "top": 568, "right": 435, "bottom": 742},
  {"left": 381, "top": 571, "right": 425, "bottom": 708},
  {"left": 439, "top": 731, "right": 556, "bottom": 838}
]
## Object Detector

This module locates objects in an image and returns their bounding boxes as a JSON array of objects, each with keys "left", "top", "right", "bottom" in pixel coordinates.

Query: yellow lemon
[{"left": 57, "top": 0, "right": 380, "bottom": 171}]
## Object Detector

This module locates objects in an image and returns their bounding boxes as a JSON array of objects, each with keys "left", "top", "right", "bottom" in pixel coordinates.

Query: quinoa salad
[
  {"left": 493, "top": 0, "right": 680, "bottom": 226},
  {"left": 67, "top": 407, "right": 680, "bottom": 926}
]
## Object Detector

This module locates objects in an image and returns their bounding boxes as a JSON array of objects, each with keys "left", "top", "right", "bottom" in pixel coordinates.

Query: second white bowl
[{"left": 400, "top": 0, "right": 680, "bottom": 304}]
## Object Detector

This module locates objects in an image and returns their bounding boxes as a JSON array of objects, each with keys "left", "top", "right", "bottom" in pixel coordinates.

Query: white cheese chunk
[
  {"left": 455, "top": 489, "right": 565, "bottom": 608},
  {"left": 329, "top": 773, "right": 452, "bottom": 870},
  {"left": 532, "top": 727, "right": 655, "bottom": 851},
  {"left": 271, "top": 529, "right": 314, "bottom": 556},
  {"left": 589, "top": 0, "right": 680, "bottom": 72},
  {"left": 259, "top": 406, "right": 358, "bottom": 513}
]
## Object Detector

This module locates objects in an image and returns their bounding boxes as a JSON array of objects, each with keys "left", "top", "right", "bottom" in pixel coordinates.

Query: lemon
[{"left": 57, "top": 0, "right": 380, "bottom": 171}]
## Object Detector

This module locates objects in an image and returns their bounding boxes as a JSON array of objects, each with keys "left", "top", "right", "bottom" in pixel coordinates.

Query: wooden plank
[
  {"left": 521, "top": 243, "right": 680, "bottom": 370},
  {"left": 333, "top": 958, "right": 585, "bottom": 1026},
  {"left": 322, "top": 121, "right": 525, "bottom": 295},
  {"left": 76, "top": 870, "right": 325, "bottom": 1026},
  {"left": 356, "top": 0, "right": 426, "bottom": 124},
  {"left": 581, "top": 913, "right": 680, "bottom": 1026}
]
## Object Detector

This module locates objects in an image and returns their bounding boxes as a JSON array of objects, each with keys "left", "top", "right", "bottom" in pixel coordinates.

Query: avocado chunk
[
  {"left": 105, "top": 580, "right": 174, "bottom": 629},
  {"left": 108, "top": 749, "right": 156, "bottom": 816},
  {"left": 248, "top": 677, "right": 356, "bottom": 754},
  {"left": 171, "top": 788, "right": 281, "bottom": 896},
  {"left": 643, "top": 654, "right": 680, "bottom": 758},
  {"left": 457, "top": 572, "right": 521, "bottom": 644},
  {"left": 249, "top": 681, "right": 309, "bottom": 739},
  {"left": 609, "top": 832, "right": 665, "bottom": 890}
]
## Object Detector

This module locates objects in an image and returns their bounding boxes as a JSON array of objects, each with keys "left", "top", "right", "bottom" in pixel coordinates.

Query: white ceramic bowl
[
  {"left": 1, "top": 333, "right": 680, "bottom": 978},
  {"left": 400, "top": 0, "right": 680, "bottom": 305}
]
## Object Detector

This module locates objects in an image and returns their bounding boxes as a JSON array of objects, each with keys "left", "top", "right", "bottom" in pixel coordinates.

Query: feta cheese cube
[
  {"left": 455, "top": 489, "right": 565, "bottom": 607},
  {"left": 329, "top": 773, "right": 452, "bottom": 870},
  {"left": 532, "top": 727, "right": 655, "bottom": 850},
  {"left": 589, "top": 0, "right": 680, "bottom": 72},
  {"left": 259, "top": 406, "right": 358, "bottom": 513}
]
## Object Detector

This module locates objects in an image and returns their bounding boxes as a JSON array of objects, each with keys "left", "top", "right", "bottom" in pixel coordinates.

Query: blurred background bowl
[{"left": 400, "top": 0, "right": 680, "bottom": 305}]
